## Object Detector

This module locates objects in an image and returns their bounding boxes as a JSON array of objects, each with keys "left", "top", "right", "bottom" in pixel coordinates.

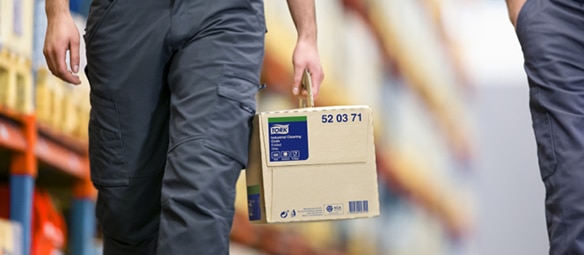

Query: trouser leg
[
  {"left": 157, "top": 1, "right": 265, "bottom": 254},
  {"left": 516, "top": 0, "right": 584, "bottom": 253},
  {"left": 84, "top": 0, "right": 171, "bottom": 254}
]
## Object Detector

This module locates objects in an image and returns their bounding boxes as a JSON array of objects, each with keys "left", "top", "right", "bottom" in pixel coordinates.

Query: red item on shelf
[
  {"left": 0, "top": 184, "right": 67, "bottom": 255},
  {"left": 31, "top": 189, "right": 67, "bottom": 255}
]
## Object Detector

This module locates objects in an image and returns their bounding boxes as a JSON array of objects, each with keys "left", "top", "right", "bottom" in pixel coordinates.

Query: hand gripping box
[{"left": 245, "top": 105, "right": 380, "bottom": 223}]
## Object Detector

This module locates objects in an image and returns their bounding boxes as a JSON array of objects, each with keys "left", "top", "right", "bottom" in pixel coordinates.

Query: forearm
[
  {"left": 286, "top": 0, "right": 317, "bottom": 43},
  {"left": 506, "top": 0, "right": 526, "bottom": 25},
  {"left": 45, "top": 0, "right": 71, "bottom": 20}
]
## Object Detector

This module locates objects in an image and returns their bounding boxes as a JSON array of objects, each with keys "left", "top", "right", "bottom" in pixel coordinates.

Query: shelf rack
[
  {"left": 0, "top": 72, "right": 95, "bottom": 255},
  {"left": 2, "top": 0, "right": 473, "bottom": 254}
]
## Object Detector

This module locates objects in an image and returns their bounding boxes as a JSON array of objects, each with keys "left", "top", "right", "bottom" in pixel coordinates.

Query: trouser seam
[{"left": 167, "top": 135, "right": 206, "bottom": 154}]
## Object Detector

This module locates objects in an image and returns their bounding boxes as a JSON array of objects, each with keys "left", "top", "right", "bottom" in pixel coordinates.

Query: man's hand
[
  {"left": 43, "top": 12, "right": 81, "bottom": 85},
  {"left": 506, "top": 0, "right": 527, "bottom": 28},
  {"left": 287, "top": 0, "right": 324, "bottom": 100},
  {"left": 292, "top": 39, "right": 324, "bottom": 99}
]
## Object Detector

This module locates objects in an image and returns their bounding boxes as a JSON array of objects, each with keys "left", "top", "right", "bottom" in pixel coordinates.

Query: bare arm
[
  {"left": 286, "top": 0, "right": 324, "bottom": 99},
  {"left": 44, "top": 0, "right": 81, "bottom": 84},
  {"left": 506, "top": 0, "right": 527, "bottom": 27}
]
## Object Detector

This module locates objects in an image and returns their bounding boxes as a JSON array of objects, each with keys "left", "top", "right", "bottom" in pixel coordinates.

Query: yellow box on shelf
[
  {"left": 0, "top": 0, "right": 34, "bottom": 57},
  {"left": 36, "top": 68, "right": 66, "bottom": 131},
  {"left": 0, "top": 50, "right": 33, "bottom": 114},
  {"left": 36, "top": 68, "right": 91, "bottom": 141},
  {"left": 60, "top": 87, "right": 78, "bottom": 136},
  {"left": 35, "top": 68, "right": 53, "bottom": 124},
  {"left": 71, "top": 75, "right": 90, "bottom": 140},
  {"left": 72, "top": 102, "right": 89, "bottom": 140},
  {"left": 50, "top": 77, "right": 64, "bottom": 133},
  {"left": 73, "top": 105, "right": 89, "bottom": 140}
]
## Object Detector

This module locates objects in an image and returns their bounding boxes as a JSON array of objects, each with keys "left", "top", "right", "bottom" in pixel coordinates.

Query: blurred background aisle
[{"left": 0, "top": 0, "right": 547, "bottom": 254}]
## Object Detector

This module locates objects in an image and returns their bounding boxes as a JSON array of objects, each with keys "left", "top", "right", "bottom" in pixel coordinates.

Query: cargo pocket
[
  {"left": 89, "top": 93, "right": 128, "bottom": 187},
  {"left": 204, "top": 67, "right": 261, "bottom": 167},
  {"left": 84, "top": 0, "right": 120, "bottom": 47},
  {"left": 532, "top": 112, "right": 558, "bottom": 181}
]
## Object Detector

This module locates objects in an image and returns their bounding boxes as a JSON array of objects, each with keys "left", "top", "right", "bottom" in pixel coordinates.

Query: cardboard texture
[{"left": 246, "top": 105, "right": 379, "bottom": 223}]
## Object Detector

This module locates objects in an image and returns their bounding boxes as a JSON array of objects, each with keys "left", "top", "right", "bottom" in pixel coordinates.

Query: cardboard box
[
  {"left": 0, "top": 50, "right": 33, "bottom": 114},
  {"left": 246, "top": 105, "right": 379, "bottom": 223}
]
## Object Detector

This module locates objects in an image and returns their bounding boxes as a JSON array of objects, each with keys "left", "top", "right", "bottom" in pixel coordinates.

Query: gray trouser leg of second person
[
  {"left": 516, "top": 0, "right": 584, "bottom": 254},
  {"left": 84, "top": 0, "right": 265, "bottom": 254}
]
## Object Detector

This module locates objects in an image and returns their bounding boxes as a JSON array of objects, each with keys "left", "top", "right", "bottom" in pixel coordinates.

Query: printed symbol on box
[
  {"left": 280, "top": 210, "right": 289, "bottom": 219},
  {"left": 281, "top": 151, "right": 290, "bottom": 160},
  {"left": 324, "top": 204, "right": 344, "bottom": 215},
  {"left": 291, "top": 150, "right": 300, "bottom": 159},
  {"left": 291, "top": 210, "right": 297, "bottom": 218},
  {"left": 271, "top": 151, "right": 280, "bottom": 160},
  {"left": 326, "top": 205, "right": 334, "bottom": 213}
]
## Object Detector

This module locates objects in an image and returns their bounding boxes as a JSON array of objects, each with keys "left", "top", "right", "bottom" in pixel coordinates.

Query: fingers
[
  {"left": 69, "top": 38, "right": 80, "bottom": 74},
  {"left": 43, "top": 18, "right": 82, "bottom": 85},
  {"left": 292, "top": 64, "right": 324, "bottom": 101},
  {"left": 292, "top": 65, "right": 303, "bottom": 96},
  {"left": 290, "top": 41, "right": 324, "bottom": 100},
  {"left": 44, "top": 44, "right": 81, "bottom": 85},
  {"left": 309, "top": 65, "right": 324, "bottom": 99},
  {"left": 57, "top": 48, "right": 81, "bottom": 85}
]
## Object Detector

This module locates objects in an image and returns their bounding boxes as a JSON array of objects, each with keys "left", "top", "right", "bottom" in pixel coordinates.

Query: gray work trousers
[
  {"left": 84, "top": 0, "right": 265, "bottom": 254},
  {"left": 516, "top": 0, "right": 584, "bottom": 253}
]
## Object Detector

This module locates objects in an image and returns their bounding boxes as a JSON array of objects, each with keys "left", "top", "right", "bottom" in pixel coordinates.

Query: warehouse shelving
[
  {"left": 259, "top": 1, "right": 474, "bottom": 254},
  {"left": 345, "top": 0, "right": 473, "bottom": 161},
  {"left": 0, "top": 80, "right": 94, "bottom": 254},
  {"left": 36, "top": 129, "right": 90, "bottom": 179},
  {"left": 418, "top": 0, "right": 470, "bottom": 89},
  {"left": 2, "top": 0, "right": 473, "bottom": 254},
  {"left": 1, "top": 8, "right": 94, "bottom": 249},
  {"left": 0, "top": 111, "right": 27, "bottom": 152},
  {"left": 261, "top": 29, "right": 470, "bottom": 239}
]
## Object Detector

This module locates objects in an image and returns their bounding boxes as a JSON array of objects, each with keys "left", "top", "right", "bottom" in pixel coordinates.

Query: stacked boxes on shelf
[
  {"left": 0, "top": 0, "right": 35, "bottom": 115},
  {"left": 0, "top": 50, "right": 33, "bottom": 114},
  {"left": 69, "top": 76, "right": 90, "bottom": 140},
  {"left": 36, "top": 68, "right": 90, "bottom": 141},
  {"left": 36, "top": 68, "right": 63, "bottom": 130},
  {"left": 0, "top": 0, "right": 34, "bottom": 57},
  {"left": 1, "top": 0, "right": 95, "bottom": 254}
]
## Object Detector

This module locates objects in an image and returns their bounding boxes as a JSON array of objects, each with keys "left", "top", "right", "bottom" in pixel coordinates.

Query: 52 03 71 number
[{"left": 321, "top": 113, "right": 362, "bottom": 123}]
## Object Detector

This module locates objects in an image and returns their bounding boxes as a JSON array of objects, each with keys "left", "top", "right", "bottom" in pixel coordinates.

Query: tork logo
[{"left": 270, "top": 124, "right": 289, "bottom": 134}]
